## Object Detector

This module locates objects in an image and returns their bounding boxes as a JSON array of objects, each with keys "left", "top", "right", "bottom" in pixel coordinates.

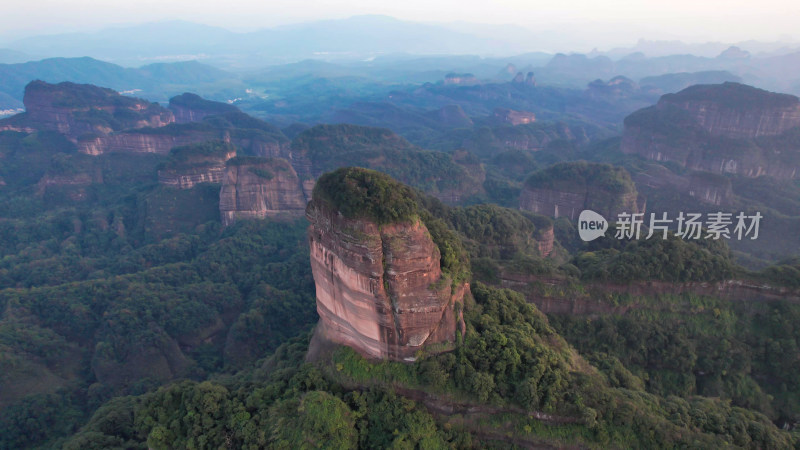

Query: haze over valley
[{"left": 2, "top": 5, "right": 800, "bottom": 449}]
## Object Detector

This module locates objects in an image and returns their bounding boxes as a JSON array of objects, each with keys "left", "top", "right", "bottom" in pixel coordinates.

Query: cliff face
[
  {"left": 168, "top": 93, "right": 239, "bottom": 124},
  {"left": 219, "top": 158, "right": 307, "bottom": 226},
  {"left": 660, "top": 85, "right": 800, "bottom": 139},
  {"left": 536, "top": 225, "right": 555, "bottom": 257},
  {"left": 9, "top": 81, "right": 174, "bottom": 141},
  {"left": 158, "top": 145, "right": 236, "bottom": 189},
  {"left": 520, "top": 162, "right": 643, "bottom": 221},
  {"left": 494, "top": 108, "right": 536, "bottom": 125},
  {"left": 306, "top": 202, "right": 464, "bottom": 361},
  {"left": 622, "top": 82, "right": 800, "bottom": 179},
  {"left": 444, "top": 73, "right": 479, "bottom": 85},
  {"left": 79, "top": 130, "right": 217, "bottom": 155}
]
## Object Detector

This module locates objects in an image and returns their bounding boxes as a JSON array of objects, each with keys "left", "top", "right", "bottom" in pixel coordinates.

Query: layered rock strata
[
  {"left": 0, "top": 81, "right": 174, "bottom": 141},
  {"left": 622, "top": 82, "right": 800, "bottom": 179},
  {"left": 219, "top": 157, "right": 307, "bottom": 226},
  {"left": 306, "top": 200, "right": 465, "bottom": 361},
  {"left": 520, "top": 162, "right": 643, "bottom": 221}
]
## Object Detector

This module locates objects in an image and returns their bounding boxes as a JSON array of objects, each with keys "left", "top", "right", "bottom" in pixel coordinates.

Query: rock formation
[
  {"left": 622, "top": 83, "right": 800, "bottom": 179},
  {"left": 512, "top": 71, "right": 537, "bottom": 86},
  {"left": 536, "top": 225, "right": 555, "bottom": 257},
  {"left": 520, "top": 162, "right": 643, "bottom": 221},
  {"left": 306, "top": 168, "right": 465, "bottom": 361},
  {"left": 494, "top": 108, "right": 536, "bottom": 125},
  {"left": 687, "top": 172, "right": 733, "bottom": 205},
  {"left": 158, "top": 141, "right": 237, "bottom": 189},
  {"left": 443, "top": 73, "right": 479, "bottom": 86},
  {"left": 219, "top": 156, "right": 307, "bottom": 226},
  {"left": 0, "top": 81, "right": 174, "bottom": 140},
  {"left": 168, "top": 93, "right": 238, "bottom": 123},
  {"left": 79, "top": 127, "right": 218, "bottom": 155}
]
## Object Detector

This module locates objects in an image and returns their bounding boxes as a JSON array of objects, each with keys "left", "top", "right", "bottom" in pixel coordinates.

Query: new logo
[{"left": 578, "top": 210, "right": 608, "bottom": 242}]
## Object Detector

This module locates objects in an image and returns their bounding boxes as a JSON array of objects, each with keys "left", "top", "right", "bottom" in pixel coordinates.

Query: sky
[{"left": 2, "top": 0, "right": 799, "bottom": 46}]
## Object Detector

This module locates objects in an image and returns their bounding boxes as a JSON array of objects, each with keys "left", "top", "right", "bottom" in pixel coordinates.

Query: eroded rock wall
[
  {"left": 306, "top": 202, "right": 464, "bottom": 361},
  {"left": 219, "top": 159, "right": 307, "bottom": 226}
]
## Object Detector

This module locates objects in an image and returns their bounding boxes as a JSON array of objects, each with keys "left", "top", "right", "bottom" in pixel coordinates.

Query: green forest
[{"left": 2, "top": 79, "right": 800, "bottom": 448}]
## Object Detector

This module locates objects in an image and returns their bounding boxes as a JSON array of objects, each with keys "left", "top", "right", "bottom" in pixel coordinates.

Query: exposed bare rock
[
  {"left": 444, "top": 73, "right": 479, "bottom": 85},
  {"left": 158, "top": 141, "right": 237, "bottom": 189},
  {"left": 219, "top": 157, "right": 307, "bottom": 226},
  {"left": 0, "top": 81, "right": 174, "bottom": 141},
  {"left": 494, "top": 108, "right": 536, "bottom": 125},
  {"left": 525, "top": 71, "right": 537, "bottom": 86},
  {"left": 79, "top": 128, "right": 218, "bottom": 155},
  {"left": 687, "top": 172, "right": 733, "bottom": 205},
  {"left": 168, "top": 93, "right": 238, "bottom": 123},
  {"left": 536, "top": 225, "right": 555, "bottom": 257},
  {"left": 622, "top": 83, "right": 800, "bottom": 179},
  {"left": 306, "top": 168, "right": 465, "bottom": 361},
  {"left": 632, "top": 164, "right": 732, "bottom": 206},
  {"left": 520, "top": 162, "right": 643, "bottom": 221}
]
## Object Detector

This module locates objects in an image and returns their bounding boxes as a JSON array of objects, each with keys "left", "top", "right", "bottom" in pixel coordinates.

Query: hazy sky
[{"left": 2, "top": 0, "right": 799, "bottom": 45}]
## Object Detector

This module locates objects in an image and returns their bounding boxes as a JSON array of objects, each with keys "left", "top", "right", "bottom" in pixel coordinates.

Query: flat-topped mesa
[
  {"left": 168, "top": 93, "right": 239, "bottom": 124},
  {"left": 79, "top": 113, "right": 290, "bottom": 157},
  {"left": 289, "top": 124, "right": 485, "bottom": 203},
  {"left": 0, "top": 80, "right": 174, "bottom": 140},
  {"left": 658, "top": 82, "right": 800, "bottom": 139},
  {"left": 158, "top": 140, "right": 237, "bottom": 189},
  {"left": 306, "top": 168, "right": 465, "bottom": 361},
  {"left": 622, "top": 82, "right": 800, "bottom": 179},
  {"left": 520, "top": 162, "right": 643, "bottom": 221},
  {"left": 219, "top": 156, "right": 307, "bottom": 226}
]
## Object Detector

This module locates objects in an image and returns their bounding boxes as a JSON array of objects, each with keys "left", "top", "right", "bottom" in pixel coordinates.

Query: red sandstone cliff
[
  {"left": 306, "top": 200, "right": 465, "bottom": 361},
  {"left": 3, "top": 81, "right": 174, "bottom": 141},
  {"left": 219, "top": 158, "right": 307, "bottom": 226},
  {"left": 622, "top": 82, "right": 800, "bottom": 180}
]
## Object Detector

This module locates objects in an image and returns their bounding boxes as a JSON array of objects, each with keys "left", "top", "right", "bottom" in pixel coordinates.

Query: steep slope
[
  {"left": 306, "top": 168, "right": 466, "bottom": 361},
  {"left": 622, "top": 82, "right": 800, "bottom": 179},
  {"left": 219, "top": 156, "right": 307, "bottom": 226},
  {"left": 0, "top": 80, "right": 174, "bottom": 140},
  {"left": 520, "top": 161, "right": 643, "bottom": 220}
]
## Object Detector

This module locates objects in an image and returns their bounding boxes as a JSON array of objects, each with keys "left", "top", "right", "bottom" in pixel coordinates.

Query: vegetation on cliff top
[
  {"left": 158, "top": 140, "right": 235, "bottom": 170},
  {"left": 524, "top": 161, "right": 636, "bottom": 195},
  {"left": 312, "top": 167, "right": 419, "bottom": 224},
  {"left": 25, "top": 80, "right": 147, "bottom": 109},
  {"left": 663, "top": 81, "right": 799, "bottom": 110},
  {"left": 168, "top": 92, "right": 238, "bottom": 115}
]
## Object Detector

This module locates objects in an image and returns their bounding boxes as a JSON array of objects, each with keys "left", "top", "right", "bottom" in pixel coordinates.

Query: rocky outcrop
[
  {"left": 168, "top": 93, "right": 238, "bottom": 123},
  {"left": 633, "top": 164, "right": 732, "bottom": 206},
  {"left": 536, "top": 225, "right": 555, "bottom": 257},
  {"left": 444, "top": 73, "right": 479, "bottom": 86},
  {"left": 306, "top": 168, "right": 465, "bottom": 361},
  {"left": 219, "top": 157, "right": 307, "bottom": 226},
  {"left": 512, "top": 71, "right": 537, "bottom": 86},
  {"left": 519, "top": 189, "right": 586, "bottom": 221},
  {"left": 622, "top": 83, "right": 800, "bottom": 179},
  {"left": 79, "top": 129, "right": 218, "bottom": 155},
  {"left": 3, "top": 81, "right": 174, "bottom": 141},
  {"left": 687, "top": 173, "right": 732, "bottom": 205},
  {"left": 660, "top": 83, "right": 800, "bottom": 139},
  {"left": 158, "top": 141, "right": 237, "bottom": 189},
  {"left": 494, "top": 108, "right": 536, "bottom": 125},
  {"left": 520, "top": 162, "right": 643, "bottom": 221}
]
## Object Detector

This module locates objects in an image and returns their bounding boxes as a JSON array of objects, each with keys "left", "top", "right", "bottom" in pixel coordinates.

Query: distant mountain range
[
  {"left": 0, "top": 57, "right": 241, "bottom": 108},
  {"left": 3, "top": 16, "right": 799, "bottom": 70}
]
